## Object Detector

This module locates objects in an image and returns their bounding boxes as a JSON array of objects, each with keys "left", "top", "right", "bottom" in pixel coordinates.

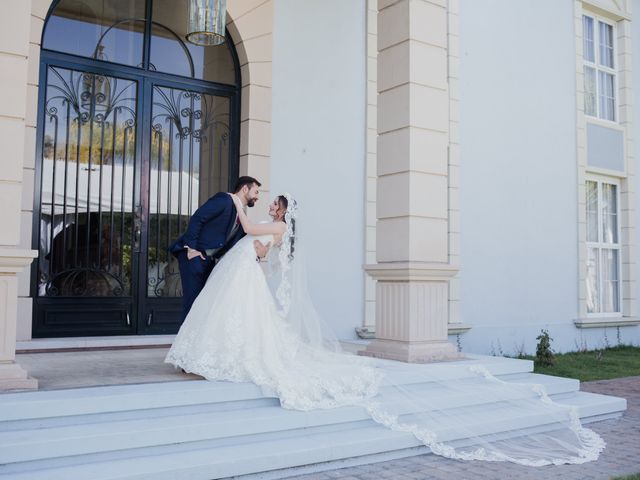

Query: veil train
[{"left": 266, "top": 193, "right": 605, "bottom": 466}]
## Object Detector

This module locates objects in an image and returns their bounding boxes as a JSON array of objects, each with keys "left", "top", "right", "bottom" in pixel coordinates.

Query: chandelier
[{"left": 186, "top": 0, "right": 228, "bottom": 46}]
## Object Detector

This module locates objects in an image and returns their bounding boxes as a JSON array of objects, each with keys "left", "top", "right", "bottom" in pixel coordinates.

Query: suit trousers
[{"left": 176, "top": 250, "right": 215, "bottom": 321}]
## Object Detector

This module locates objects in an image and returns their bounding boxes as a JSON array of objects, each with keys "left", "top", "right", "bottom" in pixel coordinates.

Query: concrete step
[
  {"left": 0, "top": 381, "right": 271, "bottom": 423},
  {"left": 0, "top": 373, "right": 582, "bottom": 464},
  {"left": 0, "top": 356, "right": 535, "bottom": 426},
  {"left": 0, "top": 355, "right": 624, "bottom": 480},
  {"left": 0, "top": 425, "right": 416, "bottom": 480},
  {"left": 554, "top": 390, "right": 627, "bottom": 422},
  {"left": 0, "top": 389, "right": 624, "bottom": 480},
  {"left": 0, "top": 376, "right": 626, "bottom": 463}
]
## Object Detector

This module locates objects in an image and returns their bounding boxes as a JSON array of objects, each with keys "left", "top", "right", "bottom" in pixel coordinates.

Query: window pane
[
  {"left": 601, "top": 183, "right": 618, "bottom": 244},
  {"left": 584, "top": 66, "right": 597, "bottom": 116},
  {"left": 586, "top": 247, "right": 600, "bottom": 313},
  {"left": 583, "top": 15, "right": 595, "bottom": 62},
  {"left": 43, "top": 0, "right": 145, "bottom": 68},
  {"left": 148, "top": 87, "right": 231, "bottom": 298},
  {"left": 150, "top": 0, "right": 236, "bottom": 83},
  {"left": 586, "top": 180, "right": 599, "bottom": 242},
  {"left": 601, "top": 248, "right": 619, "bottom": 312},
  {"left": 39, "top": 66, "right": 138, "bottom": 297},
  {"left": 598, "top": 21, "right": 615, "bottom": 68},
  {"left": 598, "top": 71, "right": 616, "bottom": 121}
]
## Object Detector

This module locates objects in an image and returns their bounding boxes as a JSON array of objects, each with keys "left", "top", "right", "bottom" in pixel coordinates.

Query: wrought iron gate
[{"left": 33, "top": 58, "right": 238, "bottom": 337}]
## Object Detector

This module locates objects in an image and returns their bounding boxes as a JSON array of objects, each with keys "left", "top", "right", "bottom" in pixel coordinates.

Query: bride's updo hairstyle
[{"left": 277, "top": 195, "right": 295, "bottom": 259}]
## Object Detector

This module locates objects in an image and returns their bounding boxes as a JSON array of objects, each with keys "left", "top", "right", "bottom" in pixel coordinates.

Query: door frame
[{"left": 31, "top": 45, "right": 240, "bottom": 338}]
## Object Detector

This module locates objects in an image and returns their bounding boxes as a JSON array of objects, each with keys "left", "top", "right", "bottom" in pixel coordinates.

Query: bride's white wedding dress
[
  {"left": 166, "top": 225, "right": 605, "bottom": 466},
  {"left": 165, "top": 233, "right": 381, "bottom": 410}
]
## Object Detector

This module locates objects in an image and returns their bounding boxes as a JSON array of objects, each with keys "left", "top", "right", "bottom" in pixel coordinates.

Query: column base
[
  {"left": 359, "top": 338, "right": 462, "bottom": 363},
  {"left": 0, "top": 362, "right": 38, "bottom": 391}
]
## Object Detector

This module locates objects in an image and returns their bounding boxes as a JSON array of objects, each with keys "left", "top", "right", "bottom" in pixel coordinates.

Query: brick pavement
[{"left": 286, "top": 376, "right": 640, "bottom": 480}]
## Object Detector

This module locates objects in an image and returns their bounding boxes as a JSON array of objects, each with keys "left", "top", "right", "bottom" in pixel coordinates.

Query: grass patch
[
  {"left": 519, "top": 345, "right": 640, "bottom": 382},
  {"left": 612, "top": 475, "right": 640, "bottom": 480}
]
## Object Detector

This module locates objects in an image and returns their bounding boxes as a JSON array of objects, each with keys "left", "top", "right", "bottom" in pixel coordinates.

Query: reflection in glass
[
  {"left": 39, "top": 66, "right": 137, "bottom": 297},
  {"left": 582, "top": 16, "right": 594, "bottom": 62},
  {"left": 598, "top": 71, "right": 616, "bottom": 121},
  {"left": 583, "top": 66, "right": 597, "bottom": 117},
  {"left": 147, "top": 86, "right": 231, "bottom": 297},
  {"left": 586, "top": 180, "right": 598, "bottom": 242},
  {"left": 586, "top": 247, "right": 599, "bottom": 314},
  {"left": 598, "top": 21, "right": 614, "bottom": 68},
  {"left": 43, "top": 0, "right": 145, "bottom": 67},
  {"left": 151, "top": 0, "right": 235, "bottom": 83},
  {"left": 601, "top": 249, "right": 619, "bottom": 313},
  {"left": 601, "top": 183, "right": 617, "bottom": 244}
]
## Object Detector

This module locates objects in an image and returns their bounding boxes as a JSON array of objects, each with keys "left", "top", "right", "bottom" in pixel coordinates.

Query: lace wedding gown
[
  {"left": 165, "top": 234, "right": 381, "bottom": 410},
  {"left": 166, "top": 232, "right": 605, "bottom": 466}
]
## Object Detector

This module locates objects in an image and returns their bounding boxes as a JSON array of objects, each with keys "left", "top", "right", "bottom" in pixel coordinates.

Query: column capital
[
  {"left": 364, "top": 262, "right": 459, "bottom": 281},
  {"left": 0, "top": 248, "right": 37, "bottom": 273}
]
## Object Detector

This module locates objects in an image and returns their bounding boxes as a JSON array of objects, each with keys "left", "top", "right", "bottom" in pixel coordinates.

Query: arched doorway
[{"left": 32, "top": 0, "right": 241, "bottom": 337}]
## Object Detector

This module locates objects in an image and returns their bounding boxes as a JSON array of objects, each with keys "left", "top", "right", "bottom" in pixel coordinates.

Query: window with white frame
[
  {"left": 583, "top": 14, "right": 617, "bottom": 121},
  {"left": 586, "top": 179, "right": 621, "bottom": 315}
]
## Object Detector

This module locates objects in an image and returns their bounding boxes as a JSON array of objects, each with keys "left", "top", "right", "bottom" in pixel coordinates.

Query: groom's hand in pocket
[
  {"left": 187, "top": 247, "right": 206, "bottom": 260},
  {"left": 254, "top": 240, "right": 270, "bottom": 260}
]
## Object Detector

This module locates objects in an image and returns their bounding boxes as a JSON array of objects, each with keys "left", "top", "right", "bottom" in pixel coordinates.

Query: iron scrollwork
[{"left": 40, "top": 66, "right": 137, "bottom": 297}]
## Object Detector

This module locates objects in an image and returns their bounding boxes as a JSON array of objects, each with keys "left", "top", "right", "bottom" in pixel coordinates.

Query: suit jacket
[{"left": 169, "top": 192, "right": 245, "bottom": 257}]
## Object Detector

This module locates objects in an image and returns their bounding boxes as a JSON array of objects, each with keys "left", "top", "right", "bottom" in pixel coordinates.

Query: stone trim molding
[
  {"left": 0, "top": 248, "right": 38, "bottom": 273},
  {"left": 574, "top": 317, "right": 640, "bottom": 328},
  {"left": 356, "top": 322, "right": 472, "bottom": 339},
  {"left": 365, "top": 262, "right": 459, "bottom": 281}
]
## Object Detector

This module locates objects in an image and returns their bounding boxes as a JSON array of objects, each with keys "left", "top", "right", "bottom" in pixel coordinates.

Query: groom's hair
[{"left": 233, "top": 176, "right": 261, "bottom": 193}]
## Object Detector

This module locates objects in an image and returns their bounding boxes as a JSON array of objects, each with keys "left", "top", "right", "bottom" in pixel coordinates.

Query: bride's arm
[{"left": 230, "top": 194, "right": 286, "bottom": 236}]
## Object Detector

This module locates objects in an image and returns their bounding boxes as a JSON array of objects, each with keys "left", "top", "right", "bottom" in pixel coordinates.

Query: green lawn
[
  {"left": 612, "top": 475, "right": 640, "bottom": 480},
  {"left": 521, "top": 345, "right": 640, "bottom": 382}
]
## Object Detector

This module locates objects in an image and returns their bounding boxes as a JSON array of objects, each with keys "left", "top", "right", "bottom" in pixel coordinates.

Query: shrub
[{"left": 535, "top": 329, "right": 556, "bottom": 366}]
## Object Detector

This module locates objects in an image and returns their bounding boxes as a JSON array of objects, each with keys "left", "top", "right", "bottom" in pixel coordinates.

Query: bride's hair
[{"left": 277, "top": 195, "right": 295, "bottom": 259}]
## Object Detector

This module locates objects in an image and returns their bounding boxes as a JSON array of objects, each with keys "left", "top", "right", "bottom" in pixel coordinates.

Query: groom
[{"left": 170, "top": 176, "right": 268, "bottom": 320}]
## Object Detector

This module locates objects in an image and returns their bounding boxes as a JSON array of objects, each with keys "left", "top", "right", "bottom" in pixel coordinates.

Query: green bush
[{"left": 535, "top": 329, "right": 555, "bottom": 367}]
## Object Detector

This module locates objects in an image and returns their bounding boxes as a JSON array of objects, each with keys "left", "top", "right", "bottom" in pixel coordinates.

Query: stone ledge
[
  {"left": 364, "top": 262, "right": 460, "bottom": 281},
  {"left": 0, "top": 247, "right": 37, "bottom": 273},
  {"left": 356, "top": 323, "right": 472, "bottom": 339},
  {"left": 447, "top": 323, "right": 472, "bottom": 335},
  {"left": 574, "top": 317, "right": 640, "bottom": 329},
  {"left": 16, "top": 335, "right": 177, "bottom": 353}
]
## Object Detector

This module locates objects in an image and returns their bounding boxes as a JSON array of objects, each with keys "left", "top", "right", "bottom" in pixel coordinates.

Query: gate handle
[
  {"left": 134, "top": 224, "right": 142, "bottom": 247},
  {"left": 126, "top": 312, "right": 131, "bottom": 326}
]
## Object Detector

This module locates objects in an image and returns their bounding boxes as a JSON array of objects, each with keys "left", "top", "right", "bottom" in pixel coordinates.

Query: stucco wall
[
  {"left": 270, "top": 0, "right": 367, "bottom": 340},
  {"left": 458, "top": 0, "right": 591, "bottom": 354}
]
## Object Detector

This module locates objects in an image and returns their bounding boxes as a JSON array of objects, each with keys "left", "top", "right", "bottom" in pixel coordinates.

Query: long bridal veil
[{"left": 266, "top": 194, "right": 605, "bottom": 466}]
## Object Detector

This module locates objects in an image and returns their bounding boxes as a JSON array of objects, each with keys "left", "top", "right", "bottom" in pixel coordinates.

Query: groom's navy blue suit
[{"left": 170, "top": 192, "right": 245, "bottom": 320}]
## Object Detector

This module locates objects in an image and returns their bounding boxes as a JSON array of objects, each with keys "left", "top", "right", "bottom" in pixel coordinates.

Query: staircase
[{"left": 0, "top": 355, "right": 626, "bottom": 480}]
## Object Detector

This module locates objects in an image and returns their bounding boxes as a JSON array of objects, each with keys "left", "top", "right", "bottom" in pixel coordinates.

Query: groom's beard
[{"left": 246, "top": 198, "right": 258, "bottom": 208}]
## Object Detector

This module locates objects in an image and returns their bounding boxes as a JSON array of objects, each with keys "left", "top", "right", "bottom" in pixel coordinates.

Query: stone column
[
  {"left": 0, "top": 2, "right": 39, "bottom": 390},
  {"left": 361, "top": 0, "right": 459, "bottom": 363}
]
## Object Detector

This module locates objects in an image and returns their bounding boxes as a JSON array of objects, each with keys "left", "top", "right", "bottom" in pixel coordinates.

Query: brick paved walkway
[{"left": 288, "top": 376, "right": 640, "bottom": 480}]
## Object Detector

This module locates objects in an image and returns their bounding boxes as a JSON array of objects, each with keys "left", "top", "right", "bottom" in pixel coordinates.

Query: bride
[{"left": 166, "top": 193, "right": 605, "bottom": 466}]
